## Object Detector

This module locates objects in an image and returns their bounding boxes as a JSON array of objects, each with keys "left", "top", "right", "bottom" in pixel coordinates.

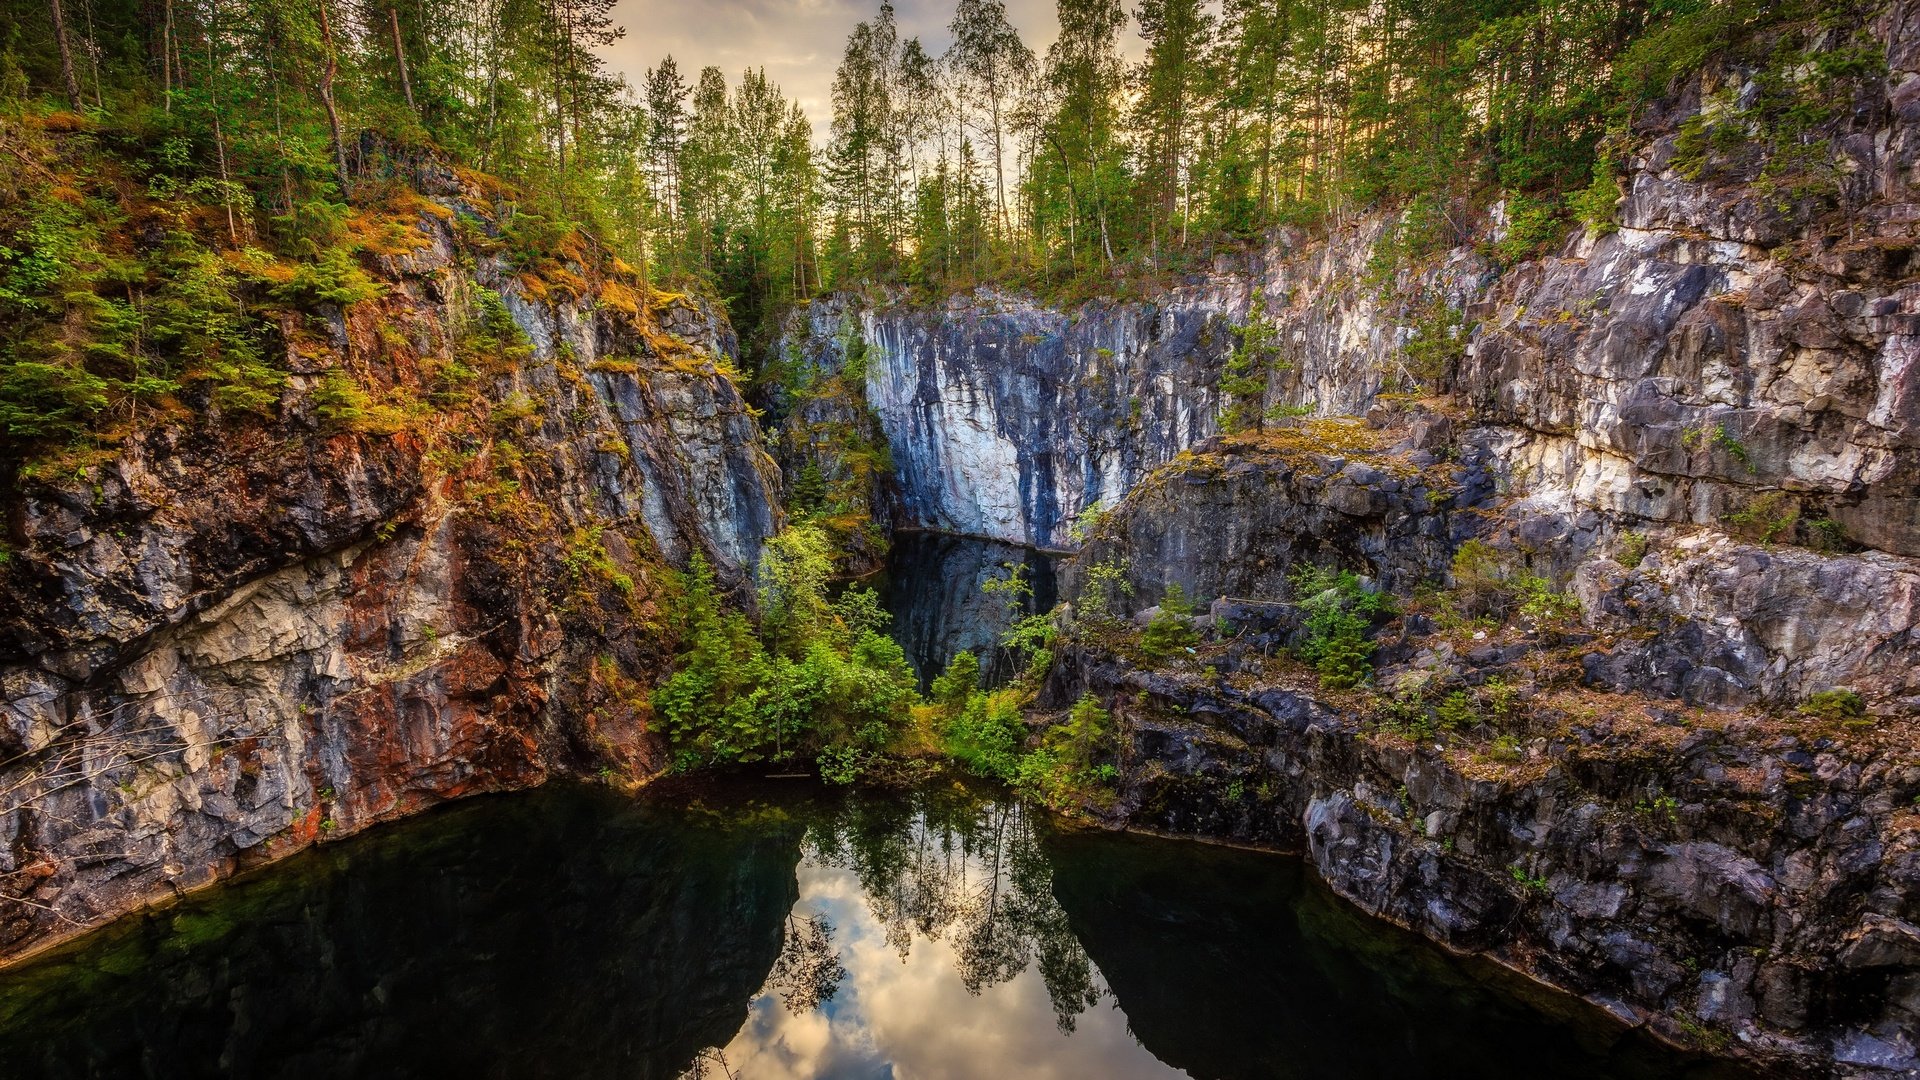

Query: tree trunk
[
  {"left": 988, "top": 76, "right": 1008, "bottom": 241},
  {"left": 388, "top": 5, "right": 418, "bottom": 117},
  {"left": 82, "top": 0, "right": 103, "bottom": 107},
  {"left": 160, "top": 0, "right": 176, "bottom": 109},
  {"left": 48, "top": 0, "right": 84, "bottom": 111},
  {"left": 205, "top": 3, "right": 238, "bottom": 242},
  {"left": 315, "top": 0, "right": 352, "bottom": 195}
]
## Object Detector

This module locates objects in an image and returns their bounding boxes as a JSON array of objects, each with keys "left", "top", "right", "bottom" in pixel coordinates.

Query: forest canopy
[{"left": 0, "top": 0, "right": 1867, "bottom": 381}]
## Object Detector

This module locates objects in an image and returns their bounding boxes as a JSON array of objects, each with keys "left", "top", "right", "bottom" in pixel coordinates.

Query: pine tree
[
  {"left": 947, "top": 0, "right": 1031, "bottom": 242},
  {"left": 1132, "top": 0, "right": 1213, "bottom": 256},
  {"left": 644, "top": 55, "right": 690, "bottom": 263}
]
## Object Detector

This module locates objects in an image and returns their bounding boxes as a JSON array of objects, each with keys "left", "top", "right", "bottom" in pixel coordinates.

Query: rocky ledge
[
  {"left": 1042, "top": 638, "right": 1920, "bottom": 1077},
  {"left": 0, "top": 152, "right": 781, "bottom": 965},
  {"left": 1032, "top": 417, "right": 1920, "bottom": 1076}
]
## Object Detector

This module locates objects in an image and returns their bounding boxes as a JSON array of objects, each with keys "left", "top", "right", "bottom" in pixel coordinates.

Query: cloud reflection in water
[{"left": 693, "top": 799, "right": 1184, "bottom": 1080}]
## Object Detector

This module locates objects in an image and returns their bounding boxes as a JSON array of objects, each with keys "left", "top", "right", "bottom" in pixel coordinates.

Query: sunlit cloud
[
  {"left": 600, "top": 0, "right": 1146, "bottom": 137},
  {"left": 707, "top": 859, "right": 1187, "bottom": 1080}
]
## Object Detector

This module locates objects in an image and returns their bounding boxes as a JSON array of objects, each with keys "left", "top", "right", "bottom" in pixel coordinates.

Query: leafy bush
[
  {"left": 1002, "top": 612, "right": 1058, "bottom": 679},
  {"left": 1219, "top": 296, "right": 1282, "bottom": 433},
  {"left": 561, "top": 525, "right": 636, "bottom": 597},
  {"left": 275, "top": 249, "right": 384, "bottom": 307},
  {"left": 1293, "top": 564, "right": 1393, "bottom": 689},
  {"left": 817, "top": 743, "right": 869, "bottom": 785},
  {"left": 1568, "top": 164, "right": 1623, "bottom": 232},
  {"left": 1799, "top": 689, "right": 1866, "bottom": 724},
  {"left": 656, "top": 529, "right": 921, "bottom": 770},
  {"left": 930, "top": 650, "right": 981, "bottom": 715},
  {"left": 270, "top": 199, "right": 353, "bottom": 258},
  {"left": 1077, "top": 557, "right": 1134, "bottom": 625},
  {"left": 1515, "top": 573, "right": 1582, "bottom": 624},
  {"left": 839, "top": 323, "right": 871, "bottom": 386},
  {"left": 1067, "top": 501, "right": 1109, "bottom": 544},
  {"left": 0, "top": 361, "right": 110, "bottom": 442},
  {"left": 1448, "top": 540, "right": 1579, "bottom": 625},
  {"left": 1138, "top": 583, "right": 1199, "bottom": 661},
  {"left": 1434, "top": 690, "right": 1476, "bottom": 731},
  {"left": 1617, "top": 532, "right": 1650, "bottom": 569},
  {"left": 1485, "top": 193, "right": 1571, "bottom": 265},
  {"left": 1402, "top": 294, "right": 1465, "bottom": 391},
  {"left": 312, "top": 370, "right": 406, "bottom": 434},
  {"left": 1049, "top": 693, "right": 1113, "bottom": 763},
  {"left": 942, "top": 689, "right": 1029, "bottom": 782},
  {"left": 1012, "top": 692, "right": 1120, "bottom": 812}
]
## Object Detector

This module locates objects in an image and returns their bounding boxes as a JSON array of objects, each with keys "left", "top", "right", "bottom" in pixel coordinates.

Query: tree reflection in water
[
  {"left": 768, "top": 913, "right": 847, "bottom": 1013},
  {"left": 689, "top": 785, "right": 1135, "bottom": 1080},
  {"left": 804, "top": 788, "right": 1100, "bottom": 1031}
]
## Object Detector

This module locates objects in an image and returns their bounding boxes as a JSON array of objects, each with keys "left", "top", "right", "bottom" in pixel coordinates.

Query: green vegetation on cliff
[
  {"left": 0, "top": 0, "right": 660, "bottom": 465},
  {"left": 628, "top": 0, "right": 1881, "bottom": 351},
  {"left": 656, "top": 524, "right": 921, "bottom": 776},
  {"left": 1, "top": 0, "right": 1887, "bottom": 394}
]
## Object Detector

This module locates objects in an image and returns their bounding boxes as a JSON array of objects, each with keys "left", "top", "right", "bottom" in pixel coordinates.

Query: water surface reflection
[
  {"left": 875, "top": 533, "right": 1058, "bottom": 689},
  {"left": 693, "top": 784, "right": 1750, "bottom": 1080},
  {"left": 0, "top": 780, "right": 1751, "bottom": 1080}
]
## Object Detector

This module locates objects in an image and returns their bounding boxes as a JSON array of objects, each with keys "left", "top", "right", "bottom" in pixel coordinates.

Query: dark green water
[{"left": 0, "top": 779, "right": 1746, "bottom": 1080}]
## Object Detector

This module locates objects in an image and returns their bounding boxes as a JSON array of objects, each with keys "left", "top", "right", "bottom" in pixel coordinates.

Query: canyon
[{"left": 5, "top": 11, "right": 1920, "bottom": 1080}]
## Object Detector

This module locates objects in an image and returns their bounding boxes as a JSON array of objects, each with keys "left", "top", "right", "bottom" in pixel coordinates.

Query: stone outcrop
[
  {"left": 778, "top": 283, "right": 1244, "bottom": 549},
  {"left": 1063, "top": 424, "right": 1467, "bottom": 610},
  {"left": 0, "top": 158, "right": 781, "bottom": 964},
  {"left": 993, "top": 10, "right": 1920, "bottom": 1077},
  {"left": 1040, "top": 640, "right": 1920, "bottom": 1078}
]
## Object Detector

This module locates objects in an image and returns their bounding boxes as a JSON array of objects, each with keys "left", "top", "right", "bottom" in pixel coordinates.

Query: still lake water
[
  {"left": 0, "top": 780, "right": 1744, "bottom": 1080},
  {"left": 871, "top": 532, "right": 1059, "bottom": 691},
  {"left": 0, "top": 536, "right": 1752, "bottom": 1078}
]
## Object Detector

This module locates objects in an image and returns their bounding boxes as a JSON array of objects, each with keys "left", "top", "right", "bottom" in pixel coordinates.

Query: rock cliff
[
  {"left": 1002, "top": 7, "right": 1920, "bottom": 1075},
  {"left": 0, "top": 155, "right": 781, "bottom": 963}
]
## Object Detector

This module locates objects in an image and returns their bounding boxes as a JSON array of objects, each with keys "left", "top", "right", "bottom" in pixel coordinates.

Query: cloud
[
  {"left": 708, "top": 861, "right": 1188, "bottom": 1080},
  {"left": 599, "top": 0, "right": 1143, "bottom": 136}
]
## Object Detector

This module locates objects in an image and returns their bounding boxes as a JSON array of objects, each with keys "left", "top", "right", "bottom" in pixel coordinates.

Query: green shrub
[
  {"left": 0, "top": 361, "right": 110, "bottom": 442},
  {"left": 1515, "top": 573, "right": 1582, "bottom": 624},
  {"left": 1139, "top": 583, "right": 1200, "bottom": 661},
  {"left": 1219, "top": 296, "right": 1282, "bottom": 433},
  {"left": 313, "top": 371, "right": 376, "bottom": 431},
  {"left": 500, "top": 207, "right": 574, "bottom": 267},
  {"left": 1002, "top": 612, "right": 1058, "bottom": 680},
  {"left": 1726, "top": 491, "right": 1799, "bottom": 546},
  {"left": 942, "top": 690, "right": 1028, "bottom": 782},
  {"left": 1568, "top": 164, "right": 1623, "bottom": 233},
  {"left": 561, "top": 525, "right": 636, "bottom": 596},
  {"left": 657, "top": 530, "right": 922, "bottom": 769},
  {"left": 1293, "top": 564, "right": 1393, "bottom": 689},
  {"left": 930, "top": 650, "right": 981, "bottom": 715},
  {"left": 1449, "top": 540, "right": 1579, "bottom": 625},
  {"left": 1617, "top": 531, "right": 1650, "bottom": 569},
  {"left": 1009, "top": 692, "right": 1119, "bottom": 812},
  {"left": 1403, "top": 294, "right": 1464, "bottom": 391},
  {"left": 275, "top": 249, "right": 384, "bottom": 308},
  {"left": 1485, "top": 193, "right": 1571, "bottom": 265},
  {"left": 1067, "top": 501, "right": 1109, "bottom": 544},
  {"left": 1077, "top": 557, "right": 1134, "bottom": 625},
  {"left": 1048, "top": 693, "right": 1112, "bottom": 763},
  {"left": 270, "top": 199, "right": 352, "bottom": 258},
  {"left": 1799, "top": 689, "right": 1866, "bottom": 724},
  {"left": 817, "top": 743, "right": 869, "bottom": 785},
  {"left": 839, "top": 320, "right": 871, "bottom": 386},
  {"left": 1435, "top": 691, "right": 1476, "bottom": 731},
  {"left": 1449, "top": 539, "right": 1509, "bottom": 616}
]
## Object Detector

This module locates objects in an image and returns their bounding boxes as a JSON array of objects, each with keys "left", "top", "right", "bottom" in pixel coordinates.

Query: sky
[{"left": 599, "top": 0, "right": 1148, "bottom": 137}]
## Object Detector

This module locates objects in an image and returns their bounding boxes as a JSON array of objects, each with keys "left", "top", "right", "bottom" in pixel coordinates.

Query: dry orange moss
[
  {"left": 516, "top": 273, "right": 550, "bottom": 301},
  {"left": 544, "top": 265, "right": 589, "bottom": 299},
  {"left": 599, "top": 278, "right": 642, "bottom": 317}
]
